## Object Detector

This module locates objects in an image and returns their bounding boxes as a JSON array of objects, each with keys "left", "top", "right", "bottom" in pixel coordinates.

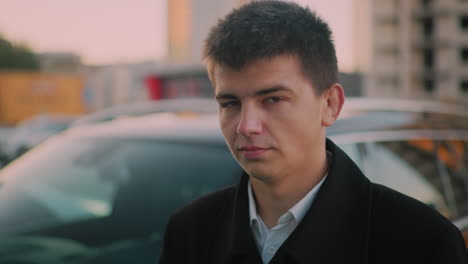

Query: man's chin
[{"left": 240, "top": 163, "right": 277, "bottom": 182}]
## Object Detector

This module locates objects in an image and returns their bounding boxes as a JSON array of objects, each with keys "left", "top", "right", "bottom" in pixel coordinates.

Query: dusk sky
[{"left": 0, "top": 0, "right": 354, "bottom": 71}]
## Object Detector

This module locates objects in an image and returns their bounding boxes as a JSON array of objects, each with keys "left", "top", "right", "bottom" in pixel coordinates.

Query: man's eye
[
  {"left": 265, "top": 97, "right": 282, "bottom": 103},
  {"left": 220, "top": 101, "right": 240, "bottom": 108}
]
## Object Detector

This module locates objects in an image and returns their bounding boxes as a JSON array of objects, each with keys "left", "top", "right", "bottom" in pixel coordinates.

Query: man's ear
[{"left": 322, "top": 83, "right": 345, "bottom": 127}]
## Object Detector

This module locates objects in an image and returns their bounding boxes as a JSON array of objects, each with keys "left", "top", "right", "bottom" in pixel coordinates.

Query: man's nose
[{"left": 236, "top": 104, "right": 262, "bottom": 136}]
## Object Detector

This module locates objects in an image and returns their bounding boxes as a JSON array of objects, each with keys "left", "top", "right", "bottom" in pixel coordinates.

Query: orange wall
[{"left": 0, "top": 71, "right": 85, "bottom": 125}]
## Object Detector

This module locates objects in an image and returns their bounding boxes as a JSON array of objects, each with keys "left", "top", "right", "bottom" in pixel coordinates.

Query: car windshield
[{"left": 0, "top": 135, "right": 241, "bottom": 236}]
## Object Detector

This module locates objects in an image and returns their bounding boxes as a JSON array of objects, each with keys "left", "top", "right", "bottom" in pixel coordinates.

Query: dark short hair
[{"left": 203, "top": 0, "right": 338, "bottom": 94}]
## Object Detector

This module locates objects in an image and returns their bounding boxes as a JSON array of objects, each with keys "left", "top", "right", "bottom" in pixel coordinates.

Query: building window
[
  {"left": 421, "top": 0, "right": 432, "bottom": 7},
  {"left": 460, "top": 16, "right": 468, "bottom": 31},
  {"left": 423, "top": 48, "right": 434, "bottom": 68},
  {"left": 461, "top": 80, "right": 468, "bottom": 93},
  {"left": 424, "top": 80, "right": 435, "bottom": 92},
  {"left": 461, "top": 47, "right": 468, "bottom": 63},
  {"left": 423, "top": 18, "right": 434, "bottom": 37}
]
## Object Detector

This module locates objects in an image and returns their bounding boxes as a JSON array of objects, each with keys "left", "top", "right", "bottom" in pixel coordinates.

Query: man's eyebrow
[
  {"left": 254, "top": 86, "right": 292, "bottom": 96},
  {"left": 215, "top": 93, "right": 238, "bottom": 101},
  {"left": 215, "top": 86, "right": 292, "bottom": 101}
]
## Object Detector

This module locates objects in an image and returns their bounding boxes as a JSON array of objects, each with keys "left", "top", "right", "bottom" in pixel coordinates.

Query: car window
[
  {"left": 338, "top": 139, "right": 468, "bottom": 220},
  {"left": 0, "top": 139, "right": 125, "bottom": 233},
  {"left": 363, "top": 141, "right": 450, "bottom": 216},
  {"left": 431, "top": 139, "right": 468, "bottom": 218}
]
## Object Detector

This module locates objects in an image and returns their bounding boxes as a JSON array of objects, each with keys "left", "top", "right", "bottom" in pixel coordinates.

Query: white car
[{"left": 0, "top": 98, "right": 466, "bottom": 263}]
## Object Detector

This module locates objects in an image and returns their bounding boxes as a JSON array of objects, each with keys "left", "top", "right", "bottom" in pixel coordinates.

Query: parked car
[
  {"left": 0, "top": 98, "right": 466, "bottom": 263},
  {"left": 2, "top": 114, "right": 78, "bottom": 162},
  {"left": 69, "top": 98, "right": 217, "bottom": 128}
]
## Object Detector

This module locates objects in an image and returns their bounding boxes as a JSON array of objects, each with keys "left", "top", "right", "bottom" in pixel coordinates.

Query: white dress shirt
[{"left": 248, "top": 175, "right": 327, "bottom": 264}]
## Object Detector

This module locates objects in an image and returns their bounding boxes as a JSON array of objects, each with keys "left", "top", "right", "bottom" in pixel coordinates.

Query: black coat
[{"left": 159, "top": 139, "right": 467, "bottom": 264}]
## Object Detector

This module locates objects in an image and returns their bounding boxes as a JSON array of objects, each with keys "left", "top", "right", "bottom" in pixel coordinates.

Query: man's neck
[{"left": 250, "top": 152, "right": 329, "bottom": 228}]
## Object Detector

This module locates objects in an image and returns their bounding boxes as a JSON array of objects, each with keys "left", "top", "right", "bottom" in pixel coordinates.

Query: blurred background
[
  {"left": 0, "top": 0, "right": 466, "bottom": 163},
  {"left": 0, "top": 0, "right": 466, "bottom": 122}
]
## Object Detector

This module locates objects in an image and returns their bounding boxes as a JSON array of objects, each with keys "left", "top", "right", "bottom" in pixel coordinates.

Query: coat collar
[
  {"left": 227, "top": 138, "right": 372, "bottom": 264},
  {"left": 226, "top": 171, "right": 263, "bottom": 263}
]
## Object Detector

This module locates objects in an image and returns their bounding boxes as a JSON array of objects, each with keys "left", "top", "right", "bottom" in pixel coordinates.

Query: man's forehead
[
  {"left": 213, "top": 72, "right": 291, "bottom": 99},
  {"left": 212, "top": 55, "right": 308, "bottom": 96}
]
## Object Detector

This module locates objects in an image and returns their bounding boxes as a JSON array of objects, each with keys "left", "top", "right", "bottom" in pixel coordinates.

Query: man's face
[{"left": 214, "top": 55, "right": 331, "bottom": 183}]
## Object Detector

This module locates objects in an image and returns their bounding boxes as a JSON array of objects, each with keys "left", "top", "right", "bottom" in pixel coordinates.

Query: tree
[{"left": 0, "top": 35, "right": 40, "bottom": 70}]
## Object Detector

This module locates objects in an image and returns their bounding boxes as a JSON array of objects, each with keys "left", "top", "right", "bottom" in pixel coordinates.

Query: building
[
  {"left": 356, "top": 0, "right": 468, "bottom": 102},
  {"left": 84, "top": 61, "right": 159, "bottom": 111},
  {"left": 167, "top": 0, "right": 248, "bottom": 64},
  {"left": 38, "top": 52, "right": 83, "bottom": 73}
]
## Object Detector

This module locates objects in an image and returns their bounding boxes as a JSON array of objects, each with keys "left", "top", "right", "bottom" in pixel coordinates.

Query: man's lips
[
  {"left": 238, "top": 146, "right": 268, "bottom": 151},
  {"left": 237, "top": 146, "right": 270, "bottom": 158}
]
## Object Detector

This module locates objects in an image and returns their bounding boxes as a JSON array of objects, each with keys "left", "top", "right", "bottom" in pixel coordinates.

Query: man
[{"left": 159, "top": 1, "right": 467, "bottom": 263}]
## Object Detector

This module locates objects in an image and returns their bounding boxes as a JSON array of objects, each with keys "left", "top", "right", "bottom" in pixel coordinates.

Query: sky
[{"left": 0, "top": 0, "right": 354, "bottom": 71}]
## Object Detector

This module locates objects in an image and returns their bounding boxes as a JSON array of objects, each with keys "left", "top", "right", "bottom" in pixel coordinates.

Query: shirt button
[{"left": 268, "top": 246, "right": 276, "bottom": 254}]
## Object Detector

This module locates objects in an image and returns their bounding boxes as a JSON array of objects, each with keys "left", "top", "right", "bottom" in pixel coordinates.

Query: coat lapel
[
  {"left": 213, "top": 172, "right": 263, "bottom": 263},
  {"left": 275, "top": 139, "right": 373, "bottom": 263}
]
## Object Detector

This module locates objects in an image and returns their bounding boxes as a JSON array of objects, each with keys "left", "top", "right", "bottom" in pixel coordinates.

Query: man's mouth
[{"left": 237, "top": 146, "right": 270, "bottom": 158}]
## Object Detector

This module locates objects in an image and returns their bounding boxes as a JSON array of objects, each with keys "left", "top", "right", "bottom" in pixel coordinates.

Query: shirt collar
[
  {"left": 248, "top": 180, "right": 259, "bottom": 224},
  {"left": 248, "top": 174, "right": 327, "bottom": 226}
]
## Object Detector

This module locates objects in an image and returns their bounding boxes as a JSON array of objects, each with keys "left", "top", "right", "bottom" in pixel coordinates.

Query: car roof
[
  {"left": 331, "top": 97, "right": 468, "bottom": 134},
  {"left": 70, "top": 98, "right": 218, "bottom": 128},
  {"left": 342, "top": 97, "right": 468, "bottom": 117},
  {"left": 61, "top": 98, "right": 468, "bottom": 143}
]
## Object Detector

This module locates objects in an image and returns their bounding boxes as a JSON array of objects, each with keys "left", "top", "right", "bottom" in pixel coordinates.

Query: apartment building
[{"left": 358, "top": 0, "right": 468, "bottom": 102}]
